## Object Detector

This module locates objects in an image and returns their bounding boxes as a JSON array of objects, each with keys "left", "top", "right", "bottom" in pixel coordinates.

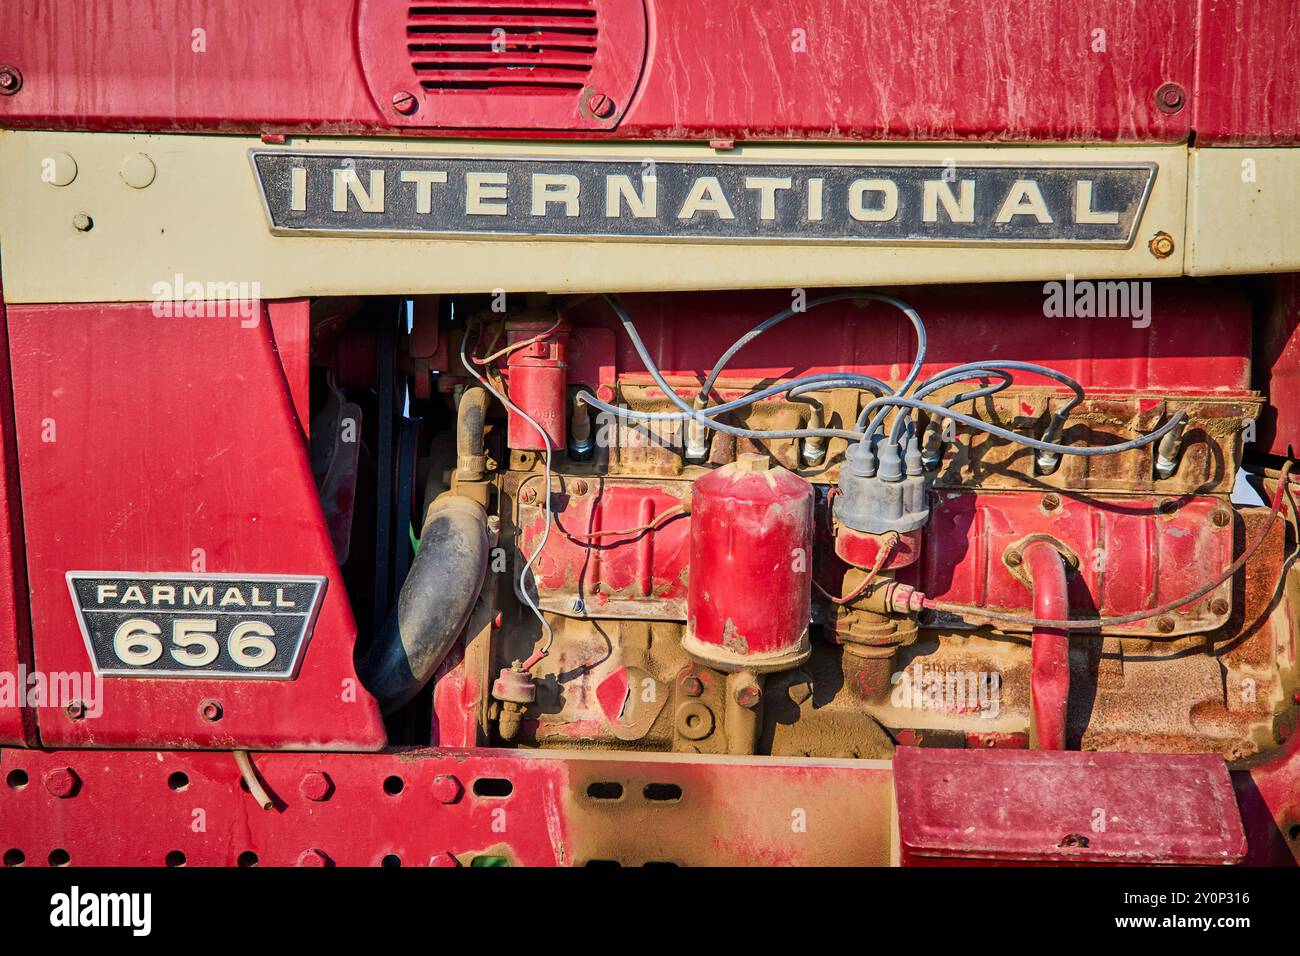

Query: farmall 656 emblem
[
  {"left": 67, "top": 572, "right": 326, "bottom": 679},
  {"left": 250, "top": 151, "right": 1157, "bottom": 247}
]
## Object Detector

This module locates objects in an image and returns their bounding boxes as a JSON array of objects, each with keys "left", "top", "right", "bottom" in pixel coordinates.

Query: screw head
[
  {"left": 431, "top": 774, "right": 463, "bottom": 805},
  {"left": 1156, "top": 616, "right": 1176, "bottom": 634},
  {"left": 569, "top": 478, "right": 589, "bottom": 496},
  {"left": 0, "top": 66, "right": 22, "bottom": 96},
  {"left": 65, "top": 700, "right": 87, "bottom": 721},
  {"left": 391, "top": 90, "right": 419, "bottom": 115},
  {"left": 199, "top": 699, "right": 223, "bottom": 722},
  {"left": 299, "top": 771, "right": 334, "bottom": 802},
  {"left": 1041, "top": 493, "right": 1062, "bottom": 512},
  {"left": 585, "top": 92, "right": 616, "bottom": 119},
  {"left": 1148, "top": 231, "right": 1176, "bottom": 259},
  {"left": 1005, "top": 550, "right": 1023, "bottom": 567},
  {"left": 1155, "top": 82, "right": 1186, "bottom": 114},
  {"left": 1210, "top": 597, "right": 1231, "bottom": 616},
  {"left": 1211, "top": 507, "right": 1232, "bottom": 528},
  {"left": 43, "top": 767, "right": 79, "bottom": 798},
  {"left": 71, "top": 212, "right": 93, "bottom": 232}
]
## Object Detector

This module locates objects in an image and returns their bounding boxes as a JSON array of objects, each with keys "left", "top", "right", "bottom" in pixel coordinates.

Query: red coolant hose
[{"left": 1023, "top": 541, "right": 1070, "bottom": 750}]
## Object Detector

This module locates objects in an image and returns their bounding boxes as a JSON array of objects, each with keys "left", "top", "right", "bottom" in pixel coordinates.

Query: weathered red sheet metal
[
  {"left": 0, "top": 746, "right": 894, "bottom": 866},
  {"left": 565, "top": 283, "right": 1255, "bottom": 395},
  {"left": 0, "top": 0, "right": 1296, "bottom": 144},
  {"left": 5, "top": 302, "right": 386, "bottom": 751},
  {"left": 895, "top": 747, "right": 1248, "bottom": 865}
]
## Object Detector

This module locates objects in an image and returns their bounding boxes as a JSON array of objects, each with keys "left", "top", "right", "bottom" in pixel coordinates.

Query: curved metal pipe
[
  {"left": 1025, "top": 541, "right": 1070, "bottom": 750},
  {"left": 358, "top": 493, "right": 489, "bottom": 714}
]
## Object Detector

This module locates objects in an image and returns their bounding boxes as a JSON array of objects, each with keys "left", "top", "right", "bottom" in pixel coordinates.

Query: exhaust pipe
[{"left": 358, "top": 493, "right": 490, "bottom": 714}]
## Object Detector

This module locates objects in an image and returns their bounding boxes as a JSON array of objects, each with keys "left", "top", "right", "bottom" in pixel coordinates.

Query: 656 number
[{"left": 112, "top": 618, "right": 277, "bottom": 669}]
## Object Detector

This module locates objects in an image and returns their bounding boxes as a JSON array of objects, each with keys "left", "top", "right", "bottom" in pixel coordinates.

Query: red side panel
[
  {"left": 1192, "top": 0, "right": 1300, "bottom": 146},
  {"left": 6, "top": 302, "right": 386, "bottom": 750},
  {"left": 2, "top": 0, "right": 1295, "bottom": 144},
  {"left": 0, "top": 280, "right": 36, "bottom": 746}
]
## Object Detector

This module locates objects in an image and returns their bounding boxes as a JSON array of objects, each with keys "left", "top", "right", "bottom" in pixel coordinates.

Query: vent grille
[{"left": 407, "top": 1, "right": 598, "bottom": 93}]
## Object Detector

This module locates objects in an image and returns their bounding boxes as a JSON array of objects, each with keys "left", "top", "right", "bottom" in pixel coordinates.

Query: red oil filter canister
[
  {"left": 504, "top": 316, "right": 568, "bottom": 451},
  {"left": 683, "top": 452, "right": 814, "bottom": 672}
]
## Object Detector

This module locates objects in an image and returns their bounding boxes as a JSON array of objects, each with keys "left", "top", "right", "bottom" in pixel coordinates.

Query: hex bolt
[
  {"left": 199, "top": 699, "right": 223, "bottom": 722},
  {"left": 1156, "top": 616, "right": 1176, "bottom": 634},
  {"left": 299, "top": 771, "right": 334, "bottom": 802},
  {"left": 0, "top": 65, "right": 22, "bottom": 96},
  {"left": 297, "top": 848, "right": 331, "bottom": 867},
  {"left": 1210, "top": 597, "right": 1230, "bottom": 616},
  {"left": 1148, "top": 231, "right": 1176, "bottom": 259},
  {"left": 71, "top": 213, "right": 93, "bottom": 232},
  {"left": 734, "top": 683, "right": 761, "bottom": 709},
  {"left": 788, "top": 681, "right": 813, "bottom": 706},
  {"left": 1041, "top": 493, "right": 1062, "bottom": 512},
  {"left": 1210, "top": 507, "right": 1232, "bottom": 528},
  {"left": 679, "top": 674, "right": 703, "bottom": 697},
  {"left": 391, "top": 90, "right": 418, "bottom": 115},
  {"left": 431, "top": 774, "right": 463, "bottom": 805},
  {"left": 519, "top": 487, "right": 538, "bottom": 506},
  {"left": 586, "top": 92, "right": 616, "bottom": 119},
  {"left": 43, "top": 768, "right": 79, "bottom": 799},
  {"left": 65, "top": 700, "right": 87, "bottom": 721}
]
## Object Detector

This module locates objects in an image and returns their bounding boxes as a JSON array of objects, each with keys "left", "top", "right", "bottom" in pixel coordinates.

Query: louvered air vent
[
  {"left": 407, "top": 2, "right": 599, "bottom": 93},
  {"left": 358, "top": 0, "right": 646, "bottom": 129}
]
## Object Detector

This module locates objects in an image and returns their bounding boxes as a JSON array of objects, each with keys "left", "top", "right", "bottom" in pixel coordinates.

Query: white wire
[{"left": 458, "top": 323, "right": 555, "bottom": 655}]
